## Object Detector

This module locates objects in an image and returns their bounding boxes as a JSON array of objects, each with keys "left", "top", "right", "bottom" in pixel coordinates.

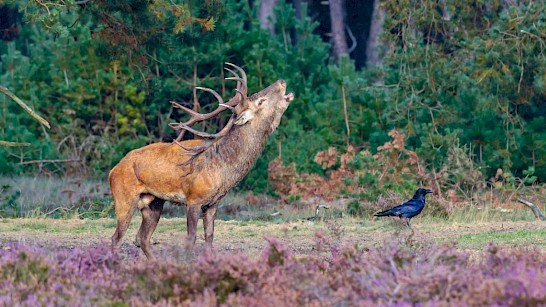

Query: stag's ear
[{"left": 234, "top": 109, "right": 254, "bottom": 125}]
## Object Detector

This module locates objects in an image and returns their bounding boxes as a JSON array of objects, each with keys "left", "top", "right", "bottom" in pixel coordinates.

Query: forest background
[{"left": 0, "top": 0, "right": 545, "bottom": 209}]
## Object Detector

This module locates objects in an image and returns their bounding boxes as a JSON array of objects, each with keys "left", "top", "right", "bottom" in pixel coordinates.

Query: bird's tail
[{"left": 374, "top": 210, "right": 392, "bottom": 217}]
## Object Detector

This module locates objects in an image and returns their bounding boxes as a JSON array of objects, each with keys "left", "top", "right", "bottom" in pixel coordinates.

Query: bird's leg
[{"left": 407, "top": 219, "right": 415, "bottom": 238}]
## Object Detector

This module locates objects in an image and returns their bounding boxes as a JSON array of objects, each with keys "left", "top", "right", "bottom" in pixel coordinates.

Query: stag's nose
[{"left": 278, "top": 80, "right": 286, "bottom": 88}]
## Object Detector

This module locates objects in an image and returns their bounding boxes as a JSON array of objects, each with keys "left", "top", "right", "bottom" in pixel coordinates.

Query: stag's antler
[{"left": 168, "top": 63, "right": 248, "bottom": 176}]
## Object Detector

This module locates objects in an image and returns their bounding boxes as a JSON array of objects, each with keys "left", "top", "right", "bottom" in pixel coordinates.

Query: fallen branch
[
  {"left": 315, "top": 204, "right": 330, "bottom": 218},
  {"left": 517, "top": 198, "right": 545, "bottom": 221},
  {"left": 302, "top": 204, "right": 331, "bottom": 221}
]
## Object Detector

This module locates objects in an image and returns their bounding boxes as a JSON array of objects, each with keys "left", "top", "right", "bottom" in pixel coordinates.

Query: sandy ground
[{"left": 1, "top": 217, "right": 545, "bottom": 260}]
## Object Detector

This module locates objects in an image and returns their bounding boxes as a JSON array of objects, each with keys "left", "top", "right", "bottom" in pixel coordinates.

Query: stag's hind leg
[
  {"left": 135, "top": 196, "right": 165, "bottom": 261},
  {"left": 110, "top": 167, "right": 141, "bottom": 253},
  {"left": 111, "top": 192, "right": 138, "bottom": 253}
]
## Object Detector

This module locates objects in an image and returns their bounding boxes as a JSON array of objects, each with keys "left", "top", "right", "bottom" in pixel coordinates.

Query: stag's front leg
[
  {"left": 186, "top": 205, "right": 200, "bottom": 248},
  {"left": 203, "top": 205, "right": 217, "bottom": 252}
]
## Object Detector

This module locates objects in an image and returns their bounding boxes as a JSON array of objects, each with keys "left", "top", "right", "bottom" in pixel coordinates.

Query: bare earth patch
[{"left": 1, "top": 217, "right": 545, "bottom": 259}]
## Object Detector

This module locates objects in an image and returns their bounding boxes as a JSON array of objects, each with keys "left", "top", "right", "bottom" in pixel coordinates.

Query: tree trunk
[
  {"left": 329, "top": 0, "right": 348, "bottom": 63},
  {"left": 365, "top": 0, "right": 385, "bottom": 68},
  {"left": 0, "top": 6, "right": 20, "bottom": 41},
  {"left": 438, "top": 0, "right": 451, "bottom": 21},
  {"left": 259, "top": 0, "right": 279, "bottom": 35},
  {"left": 292, "top": 0, "right": 303, "bottom": 45}
]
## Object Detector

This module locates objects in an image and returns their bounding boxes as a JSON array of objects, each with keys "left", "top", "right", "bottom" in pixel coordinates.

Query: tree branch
[
  {"left": 0, "top": 141, "right": 30, "bottom": 147},
  {"left": 0, "top": 85, "right": 50, "bottom": 128},
  {"left": 20, "top": 158, "right": 80, "bottom": 165}
]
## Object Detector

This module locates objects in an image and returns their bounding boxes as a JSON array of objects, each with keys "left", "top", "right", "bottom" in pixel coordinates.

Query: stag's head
[
  {"left": 169, "top": 63, "right": 293, "bottom": 176},
  {"left": 233, "top": 79, "right": 294, "bottom": 134},
  {"left": 171, "top": 63, "right": 293, "bottom": 142}
]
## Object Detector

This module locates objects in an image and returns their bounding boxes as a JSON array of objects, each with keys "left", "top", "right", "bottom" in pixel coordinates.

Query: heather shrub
[
  {"left": 1, "top": 237, "right": 546, "bottom": 305},
  {"left": 0, "top": 243, "right": 125, "bottom": 305},
  {"left": 269, "top": 130, "right": 428, "bottom": 204},
  {"left": 269, "top": 130, "right": 457, "bottom": 218}
]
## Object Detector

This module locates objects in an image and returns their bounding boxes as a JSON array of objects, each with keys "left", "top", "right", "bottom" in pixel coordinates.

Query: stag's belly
[{"left": 148, "top": 191, "right": 187, "bottom": 206}]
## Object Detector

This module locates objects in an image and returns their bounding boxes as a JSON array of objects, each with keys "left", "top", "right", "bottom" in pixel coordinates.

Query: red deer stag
[{"left": 109, "top": 63, "right": 294, "bottom": 260}]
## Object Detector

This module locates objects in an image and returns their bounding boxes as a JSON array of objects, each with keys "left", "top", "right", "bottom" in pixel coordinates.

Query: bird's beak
[{"left": 425, "top": 189, "right": 433, "bottom": 194}]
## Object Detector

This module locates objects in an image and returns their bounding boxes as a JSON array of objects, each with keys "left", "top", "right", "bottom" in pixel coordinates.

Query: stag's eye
[{"left": 255, "top": 97, "right": 267, "bottom": 107}]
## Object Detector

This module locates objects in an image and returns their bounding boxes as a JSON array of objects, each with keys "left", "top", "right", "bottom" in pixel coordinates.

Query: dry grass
[
  {"left": 1, "top": 215, "right": 545, "bottom": 260},
  {"left": 2, "top": 176, "right": 546, "bottom": 259},
  {"left": 0, "top": 176, "right": 109, "bottom": 216}
]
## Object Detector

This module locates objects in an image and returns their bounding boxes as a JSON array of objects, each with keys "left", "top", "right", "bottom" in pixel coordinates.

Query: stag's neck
[{"left": 198, "top": 123, "right": 271, "bottom": 191}]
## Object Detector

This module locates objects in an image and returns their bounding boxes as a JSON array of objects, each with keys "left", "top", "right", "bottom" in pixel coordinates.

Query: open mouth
[{"left": 284, "top": 93, "right": 294, "bottom": 102}]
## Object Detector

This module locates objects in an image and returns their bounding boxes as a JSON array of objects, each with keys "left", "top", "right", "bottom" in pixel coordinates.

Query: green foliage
[
  {"left": 375, "top": 0, "right": 546, "bottom": 182},
  {"left": 0, "top": 184, "right": 21, "bottom": 217},
  {"left": 1, "top": 0, "right": 545, "bottom": 199},
  {"left": 346, "top": 199, "right": 362, "bottom": 216}
]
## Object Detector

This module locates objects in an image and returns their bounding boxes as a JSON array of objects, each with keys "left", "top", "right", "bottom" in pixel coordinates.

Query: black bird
[{"left": 374, "top": 188, "right": 433, "bottom": 227}]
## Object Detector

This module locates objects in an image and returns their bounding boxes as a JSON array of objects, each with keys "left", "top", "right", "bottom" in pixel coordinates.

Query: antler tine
[
  {"left": 171, "top": 65, "right": 247, "bottom": 164},
  {"left": 225, "top": 76, "right": 245, "bottom": 84},
  {"left": 224, "top": 66, "right": 240, "bottom": 78},
  {"left": 218, "top": 103, "right": 235, "bottom": 110},
  {"left": 171, "top": 85, "right": 237, "bottom": 142},
  {"left": 224, "top": 67, "right": 246, "bottom": 103},
  {"left": 171, "top": 86, "right": 230, "bottom": 125},
  {"left": 174, "top": 139, "right": 207, "bottom": 154},
  {"left": 221, "top": 88, "right": 245, "bottom": 107},
  {"left": 195, "top": 87, "right": 224, "bottom": 105},
  {"left": 225, "top": 62, "right": 247, "bottom": 97},
  {"left": 224, "top": 67, "right": 241, "bottom": 84},
  {"left": 225, "top": 62, "right": 247, "bottom": 83},
  {"left": 212, "top": 116, "right": 235, "bottom": 138},
  {"left": 226, "top": 77, "right": 244, "bottom": 85},
  {"left": 170, "top": 122, "right": 188, "bottom": 142},
  {"left": 174, "top": 138, "right": 206, "bottom": 176},
  {"left": 171, "top": 101, "right": 204, "bottom": 120},
  {"left": 177, "top": 116, "right": 235, "bottom": 139},
  {"left": 170, "top": 100, "right": 205, "bottom": 141}
]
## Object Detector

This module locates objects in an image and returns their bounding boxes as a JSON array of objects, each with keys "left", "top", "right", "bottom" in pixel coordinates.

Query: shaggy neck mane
[{"left": 195, "top": 119, "right": 273, "bottom": 191}]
